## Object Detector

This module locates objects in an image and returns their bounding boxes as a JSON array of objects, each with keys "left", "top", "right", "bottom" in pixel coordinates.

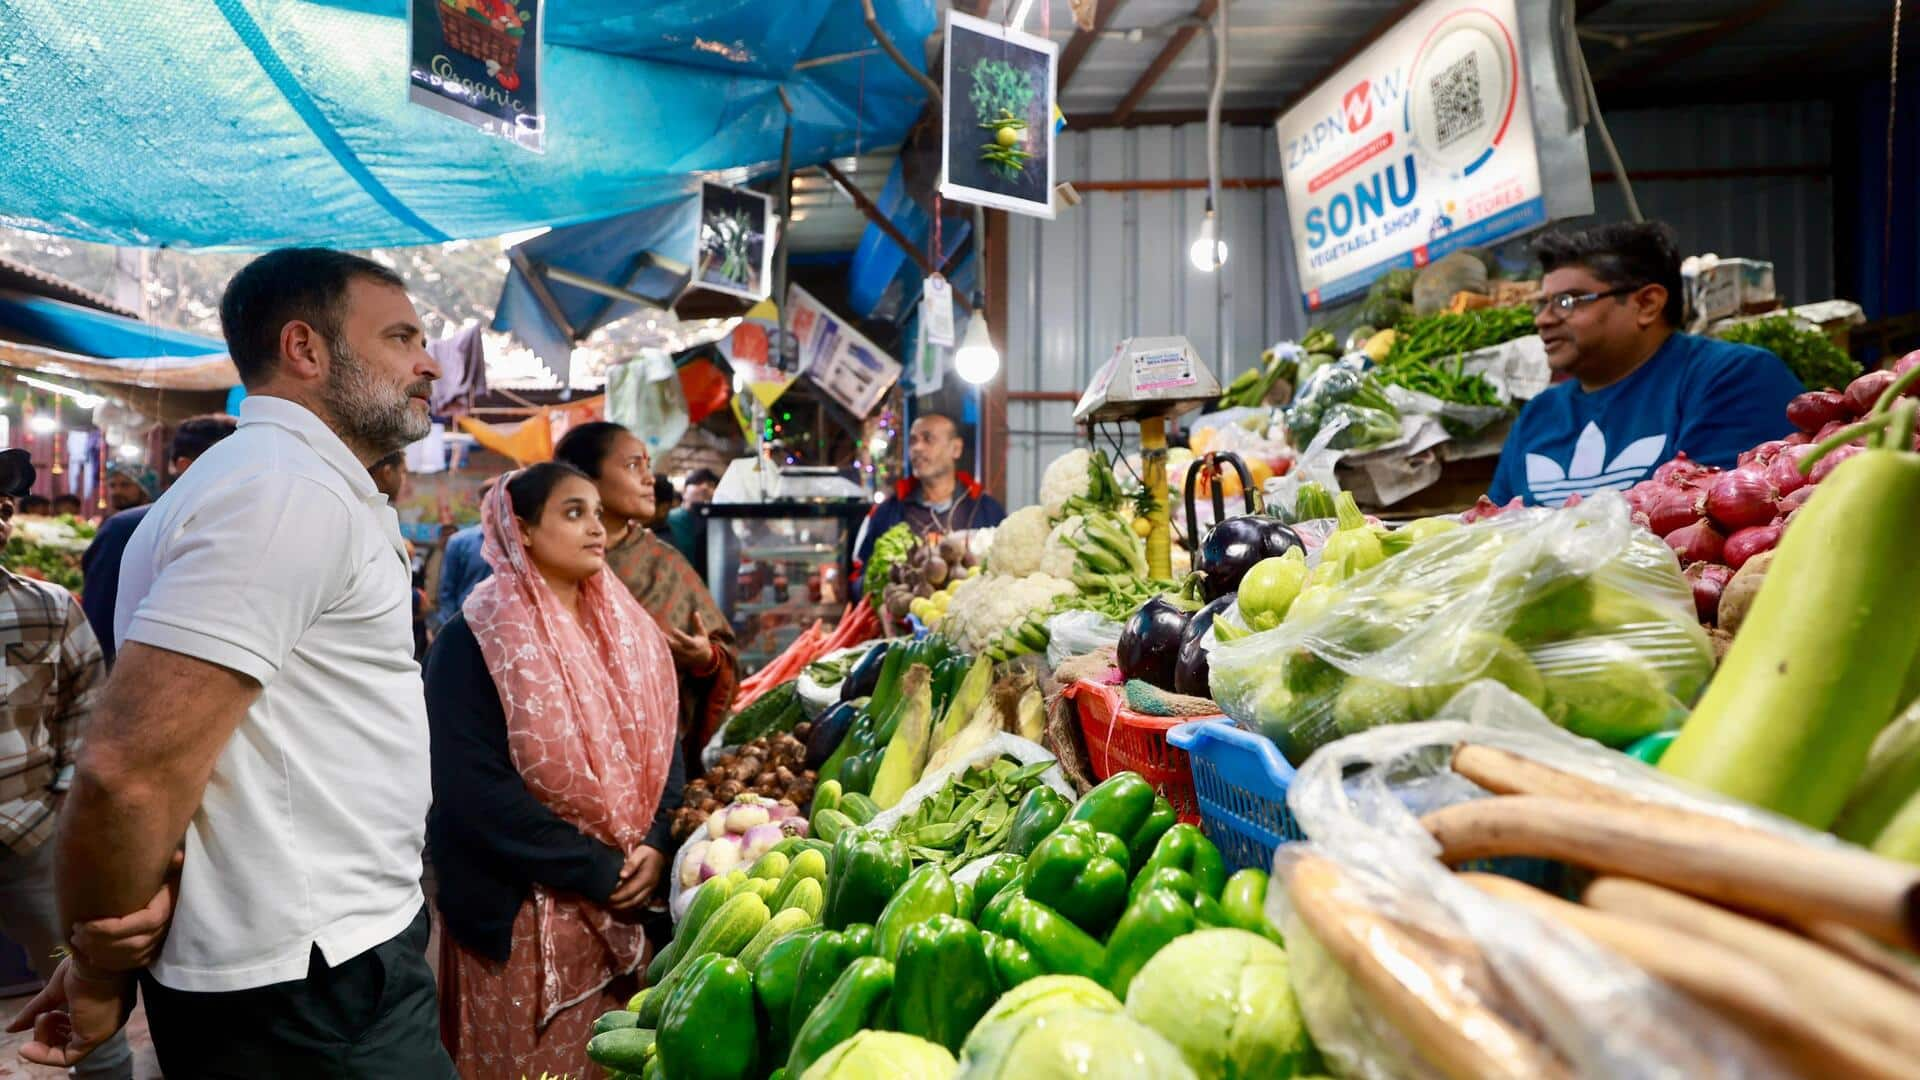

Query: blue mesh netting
[{"left": 0, "top": 0, "right": 936, "bottom": 249}]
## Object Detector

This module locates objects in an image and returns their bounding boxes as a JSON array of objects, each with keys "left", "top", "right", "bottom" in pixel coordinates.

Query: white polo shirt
[{"left": 115, "top": 396, "right": 430, "bottom": 993}]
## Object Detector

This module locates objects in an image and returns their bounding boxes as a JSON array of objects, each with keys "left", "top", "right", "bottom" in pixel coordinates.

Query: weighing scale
[{"left": 1072, "top": 336, "right": 1222, "bottom": 579}]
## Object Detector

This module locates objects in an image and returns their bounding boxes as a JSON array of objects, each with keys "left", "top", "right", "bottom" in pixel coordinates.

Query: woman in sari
[
  {"left": 553, "top": 422, "right": 739, "bottom": 764},
  {"left": 424, "top": 463, "right": 684, "bottom": 1079}
]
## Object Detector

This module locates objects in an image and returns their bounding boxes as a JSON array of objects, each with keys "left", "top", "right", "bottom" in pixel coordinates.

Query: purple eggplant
[
  {"left": 1174, "top": 593, "right": 1235, "bottom": 698},
  {"left": 1184, "top": 450, "right": 1305, "bottom": 600},
  {"left": 1118, "top": 595, "right": 1193, "bottom": 691}
]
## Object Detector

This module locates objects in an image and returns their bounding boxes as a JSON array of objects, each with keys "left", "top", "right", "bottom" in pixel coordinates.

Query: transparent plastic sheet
[
  {"left": 1286, "top": 359, "right": 1403, "bottom": 454},
  {"left": 1208, "top": 493, "right": 1714, "bottom": 764},
  {"left": 1266, "top": 685, "right": 1823, "bottom": 1079},
  {"left": 1045, "top": 610, "right": 1125, "bottom": 668}
]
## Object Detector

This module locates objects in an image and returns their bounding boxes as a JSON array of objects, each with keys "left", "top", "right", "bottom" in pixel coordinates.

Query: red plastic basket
[{"left": 1069, "top": 680, "right": 1209, "bottom": 824}]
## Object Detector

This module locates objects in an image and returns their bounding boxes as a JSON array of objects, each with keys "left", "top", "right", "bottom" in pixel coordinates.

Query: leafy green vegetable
[
  {"left": 2, "top": 536, "right": 82, "bottom": 590},
  {"left": 863, "top": 525, "right": 917, "bottom": 604},
  {"left": 1714, "top": 315, "right": 1860, "bottom": 391}
]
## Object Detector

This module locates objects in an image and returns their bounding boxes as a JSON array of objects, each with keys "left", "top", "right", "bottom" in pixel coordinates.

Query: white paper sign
[
  {"left": 922, "top": 276, "right": 956, "bottom": 346},
  {"left": 1276, "top": 0, "right": 1546, "bottom": 309}
]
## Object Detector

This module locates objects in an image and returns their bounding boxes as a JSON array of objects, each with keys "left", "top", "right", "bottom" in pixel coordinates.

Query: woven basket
[{"left": 438, "top": 4, "right": 520, "bottom": 71}]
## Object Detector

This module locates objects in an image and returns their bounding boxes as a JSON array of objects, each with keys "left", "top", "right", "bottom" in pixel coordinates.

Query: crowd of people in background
[{"left": 0, "top": 245, "right": 990, "bottom": 1079}]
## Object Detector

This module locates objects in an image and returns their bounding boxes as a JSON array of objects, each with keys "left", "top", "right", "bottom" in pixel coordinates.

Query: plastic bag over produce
[
  {"left": 1271, "top": 688, "right": 1830, "bottom": 1080},
  {"left": 1208, "top": 493, "right": 1712, "bottom": 762}
]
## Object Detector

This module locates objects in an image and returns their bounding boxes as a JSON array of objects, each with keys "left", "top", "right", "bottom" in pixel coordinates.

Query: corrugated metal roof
[
  {"left": 0, "top": 255, "right": 137, "bottom": 319},
  {"left": 995, "top": 0, "right": 1895, "bottom": 123}
]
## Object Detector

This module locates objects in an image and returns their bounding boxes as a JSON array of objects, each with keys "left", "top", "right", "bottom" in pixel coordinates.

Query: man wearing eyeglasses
[{"left": 1487, "top": 222, "right": 1802, "bottom": 507}]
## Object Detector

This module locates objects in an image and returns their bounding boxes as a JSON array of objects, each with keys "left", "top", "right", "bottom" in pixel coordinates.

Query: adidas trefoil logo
[{"left": 1524, "top": 421, "right": 1666, "bottom": 506}]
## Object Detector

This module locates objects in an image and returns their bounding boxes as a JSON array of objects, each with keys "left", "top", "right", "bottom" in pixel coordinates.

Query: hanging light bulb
[
  {"left": 953, "top": 313, "right": 1000, "bottom": 385},
  {"left": 28, "top": 413, "right": 58, "bottom": 435},
  {"left": 119, "top": 442, "right": 143, "bottom": 460},
  {"left": 1189, "top": 204, "right": 1228, "bottom": 272}
]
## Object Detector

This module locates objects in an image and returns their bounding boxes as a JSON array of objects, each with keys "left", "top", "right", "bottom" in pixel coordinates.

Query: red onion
[
  {"left": 1844, "top": 370, "right": 1897, "bottom": 416},
  {"left": 1644, "top": 485, "right": 1702, "bottom": 536},
  {"left": 1461, "top": 495, "right": 1525, "bottom": 524},
  {"left": 1652, "top": 452, "right": 1715, "bottom": 487},
  {"left": 1777, "top": 485, "right": 1815, "bottom": 517},
  {"left": 1665, "top": 519, "right": 1725, "bottom": 564},
  {"left": 1814, "top": 419, "right": 1854, "bottom": 444},
  {"left": 1784, "top": 390, "right": 1851, "bottom": 434},
  {"left": 1624, "top": 480, "right": 1658, "bottom": 516},
  {"left": 1897, "top": 349, "right": 1920, "bottom": 376},
  {"left": 1562, "top": 492, "right": 1584, "bottom": 508},
  {"left": 1737, "top": 440, "right": 1791, "bottom": 469},
  {"left": 1723, "top": 523, "right": 1784, "bottom": 570},
  {"left": 1703, "top": 470, "right": 1778, "bottom": 532},
  {"left": 1685, "top": 561, "right": 1734, "bottom": 624},
  {"left": 1783, "top": 431, "right": 1810, "bottom": 445},
  {"left": 1810, "top": 443, "right": 1864, "bottom": 484},
  {"left": 1765, "top": 444, "right": 1816, "bottom": 497}
]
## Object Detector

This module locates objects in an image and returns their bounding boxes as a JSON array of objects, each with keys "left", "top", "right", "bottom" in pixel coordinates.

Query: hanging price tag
[{"left": 922, "top": 274, "right": 956, "bottom": 347}]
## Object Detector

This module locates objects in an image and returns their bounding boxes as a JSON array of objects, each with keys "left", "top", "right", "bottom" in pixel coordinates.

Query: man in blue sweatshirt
[{"left": 1488, "top": 222, "right": 1802, "bottom": 507}]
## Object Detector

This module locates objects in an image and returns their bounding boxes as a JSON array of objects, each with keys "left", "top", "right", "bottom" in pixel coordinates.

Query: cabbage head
[
  {"left": 957, "top": 1008, "right": 1195, "bottom": 1080},
  {"left": 800, "top": 1030, "right": 956, "bottom": 1080},
  {"left": 972, "top": 974, "right": 1119, "bottom": 1034},
  {"left": 1126, "top": 929, "right": 1316, "bottom": 1079}
]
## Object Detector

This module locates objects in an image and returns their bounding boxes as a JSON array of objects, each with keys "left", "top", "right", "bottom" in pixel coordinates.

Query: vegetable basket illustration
[{"left": 438, "top": 0, "right": 525, "bottom": 75}]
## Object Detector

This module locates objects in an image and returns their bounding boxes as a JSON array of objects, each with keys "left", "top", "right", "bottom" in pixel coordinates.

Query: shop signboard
[
  {"left": 409, "top": 0, "right": 545, "bottom": 152},
  {"left": 941, "top": 11, "right": 1058, "bottom": 219},
  {"left": 787, "top": 285, "right": 902, "bottom": 418},
  {"left": 1276, "top": 0, "right": 1576, "bottom": 309}
]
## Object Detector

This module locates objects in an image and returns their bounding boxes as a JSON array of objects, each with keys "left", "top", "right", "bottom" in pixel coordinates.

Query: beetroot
[
  {"left": 1685, "top": 561, "right": 1734, "bottom": 624},
  {"left": 1810, "top": 443, "right": 1864, "bottom": 484},
  {"left": 1665, "top": 518, "right": 1725, "bottom": 564},
  {"left": 1645, "top": 485, "right": 1702, "bottom": 536},
  {"left": 1784, "top": 390, "right": 1850, "bottom": 434},
  {"left": 1703, "top": 469, "right": 1778, "bottom": 532},
  {"left": 1723, "top": 522, "right": 1783, "bottom": 570},
  {"left": 1844, "top": 370, "right": 1897, "bottom": 416}
]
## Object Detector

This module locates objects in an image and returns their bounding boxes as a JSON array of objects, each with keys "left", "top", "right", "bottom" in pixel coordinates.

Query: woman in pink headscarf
[{"left": 423, "top": 463, "right": 683, "bottom": 1079}]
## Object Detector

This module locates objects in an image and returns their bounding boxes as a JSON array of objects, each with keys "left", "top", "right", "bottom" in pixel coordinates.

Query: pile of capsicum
[{"left": 588, "top": 771, "right": 1315, "bottom": 1080}]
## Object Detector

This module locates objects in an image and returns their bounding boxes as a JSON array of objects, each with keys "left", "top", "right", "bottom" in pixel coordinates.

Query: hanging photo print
[
  {"left": 408, "top": 0, "right": 544, "bottom": 152},
  {"left": 694, "top": 182, "right": 776, "bottom": 301},
  {"left": 941, "top": 11, "right": 1057, "bottom": 220}
]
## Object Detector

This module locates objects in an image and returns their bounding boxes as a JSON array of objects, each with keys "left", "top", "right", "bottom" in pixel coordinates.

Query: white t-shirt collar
[{"left": 238, "top": 396, "right": 378, "bottom": 500}]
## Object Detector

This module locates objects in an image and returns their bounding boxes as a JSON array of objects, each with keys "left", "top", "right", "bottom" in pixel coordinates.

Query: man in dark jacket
[{"left": 853, "top": 412, "right": 1005, "bottom": 582}]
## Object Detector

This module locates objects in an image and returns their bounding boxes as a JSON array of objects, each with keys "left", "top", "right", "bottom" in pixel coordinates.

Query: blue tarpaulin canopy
[{"left": 0, "top": 0, "right": 937, "bottom": 250}]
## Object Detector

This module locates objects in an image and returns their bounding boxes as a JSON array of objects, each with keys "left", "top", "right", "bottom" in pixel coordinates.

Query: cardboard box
[{"left": 1685, "top": 257, "right": 1776, "bottom": 330}]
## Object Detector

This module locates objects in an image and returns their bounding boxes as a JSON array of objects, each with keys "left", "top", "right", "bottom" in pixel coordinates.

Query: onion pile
[{"left": 1623, "top": 359, "right": 1919, "bottom": 627}]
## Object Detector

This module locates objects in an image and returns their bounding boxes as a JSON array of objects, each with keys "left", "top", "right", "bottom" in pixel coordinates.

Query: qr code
[{"left": 1430, "top": 52, "right": 1484, "bottom": 148}]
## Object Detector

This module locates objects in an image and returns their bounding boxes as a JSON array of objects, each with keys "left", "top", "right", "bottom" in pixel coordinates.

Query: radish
[
  {"left": 1665, "top": 518, "right": 1725, "bottom": 564},
  {"left": 1723, "top": 522, "right": 1784, "bottom": 570},
  {"left": 1704, "top": 470, "right": 1778, "bottom": 532}
]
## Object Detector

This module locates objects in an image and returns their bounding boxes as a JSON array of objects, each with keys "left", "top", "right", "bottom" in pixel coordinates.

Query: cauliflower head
[
  {"left": 1040, "top": 515, "right": 1088, "bottom": 580},
  {"left": 990, "top": 505, "right": 1051, "bottom": 577},
  {"left": 1040, "top": 449, "right": 1094, "bottom": 518},
  {"left": 941, "top": 571, "right": 1075, "bottom": 652}
]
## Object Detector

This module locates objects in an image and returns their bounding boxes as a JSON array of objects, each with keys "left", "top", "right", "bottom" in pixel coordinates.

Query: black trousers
[{"left": 140, "top": 906, "right": 456, "bottom": 1080}]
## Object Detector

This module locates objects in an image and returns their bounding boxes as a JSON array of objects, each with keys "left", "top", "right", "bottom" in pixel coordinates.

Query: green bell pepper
[
  {"left": 995, "top": 896, "right": 1106, "bottom": 980},
  {"left": 753, "top": 927, "right": 825, "bottom": 1062},
  {"left": 784, "top": 956, "right": 894, "bottom": 1078},
  {"left": 980, "top": 930, "right": 1046, "bottom": 992},
  {"left": 969, "top": 854, "right": 1024, "bottom": 921},
  {"left": 1023, "top": 821, "right": 1131, "bottom": 938},
  {"left": 657, "top": 954, "right": 759, "bottom": 1080},
  {"left": 952, "top": 881, "right": 974, "bottom": 925},
  {"left": 874, "top": 863, "right": 958, "bottom": 962},
  {"left": 1067, "top": 773, "right": 1178, "bottom": 866},
  {"left": 1132, "top": 823, "right": 1226, "bottom": 901},
  {"left": 825, "top": 829, "right": 910, "bottom": 930},
  {"left": 1220, "top": 868, "right": 1284, "bottom": 944},
  {"left": 787, "top": 924, "right": 875, "bottom": 1040},
  {"left": 1102, "top": 888, "right": 1197, "bottom": 1000},
  {"left": 1006, "top": 786, "right": 1072, "bottom": 857},
  {"left": 976, "top": 868, "right": 1026, "bottom": 935},
  {"left": 893, "top": 914, "right": 996, "bottom": 1053}
]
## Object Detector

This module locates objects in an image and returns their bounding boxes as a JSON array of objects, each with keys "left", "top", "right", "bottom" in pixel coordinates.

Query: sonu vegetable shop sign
[{"left": 1276, "top": 0, "right": 1543, "bottom": 309}]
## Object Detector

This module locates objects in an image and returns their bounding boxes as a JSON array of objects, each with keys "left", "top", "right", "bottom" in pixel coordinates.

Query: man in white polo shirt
[{"left": 11, "top": 248, "right": 453, "bottom": 1077}]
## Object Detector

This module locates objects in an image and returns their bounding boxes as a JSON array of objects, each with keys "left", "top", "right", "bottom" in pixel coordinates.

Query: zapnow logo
[
  {"left": 1525, "top": 422, "right": 1667, "bottom": 507},
  {"left": 1343, "top": 81, "right": 1373, "bottom": 132}
]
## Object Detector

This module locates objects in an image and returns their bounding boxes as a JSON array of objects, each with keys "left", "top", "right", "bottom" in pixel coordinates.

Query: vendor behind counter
[
  {"left": 1488, "top": 222, "right": 1803, "bottom": 507},
  {"left": 853, "top": 412, "right": 1005, "bottom": 586}
]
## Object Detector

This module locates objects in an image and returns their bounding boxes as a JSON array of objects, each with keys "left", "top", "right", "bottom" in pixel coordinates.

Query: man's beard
[{"left": 325, "top": 340, "right": 432, "bottom": 455}]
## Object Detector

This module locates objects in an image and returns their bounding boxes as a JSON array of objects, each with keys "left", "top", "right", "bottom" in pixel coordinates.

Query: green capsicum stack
[
  {"left": 825, "top": 828, "right": 910, "bottom": 929},
  {"left": 892, "top": 914, "right": 997, "bottom": 1053},
  {"left": 1023, "top": 822, "right": 1131, "bottom": 938},
  {"left": 1067, "top": 772, "right": 1178, "bottom": 867}
]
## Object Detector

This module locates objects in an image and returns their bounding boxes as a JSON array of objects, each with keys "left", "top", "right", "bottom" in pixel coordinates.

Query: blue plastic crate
[
  {"left": 1167, "top": 720, "right": 1304, "bottom": 874},
  {"left": 1168, "top": 720, "right": 1568, "bottom": 892}
]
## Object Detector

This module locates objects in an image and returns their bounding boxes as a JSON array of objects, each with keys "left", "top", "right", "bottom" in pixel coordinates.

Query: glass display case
[{"left": 702, "top": 460, "right": 872, "bottom": 674}]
